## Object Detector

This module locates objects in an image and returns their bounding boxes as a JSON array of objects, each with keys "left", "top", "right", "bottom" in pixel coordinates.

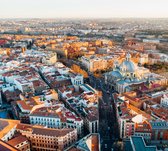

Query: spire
[
  {"left": 114, "top": 60, "right": 119, "bottom": 69},
  {"left": 126, "top": 53, "right": 131, "bottom": 61}
]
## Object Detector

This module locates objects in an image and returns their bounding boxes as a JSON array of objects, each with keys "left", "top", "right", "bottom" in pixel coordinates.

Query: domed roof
[
  {"left": 110, "top": 71, "right": 122, "bottom": 79},
  {"left": 120, "top": 60, "right": 137, "bottom": 73},
  {"left": 120, "top": 53, "right": 137, "bottom": 73}
]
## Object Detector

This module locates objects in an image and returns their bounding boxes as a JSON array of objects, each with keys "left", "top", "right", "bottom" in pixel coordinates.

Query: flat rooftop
[{"left": 131, "top": 136, "right": 157, "bottom": 151}]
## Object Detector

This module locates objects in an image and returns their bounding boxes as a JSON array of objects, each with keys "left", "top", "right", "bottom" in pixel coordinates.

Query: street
[
  {"left": 60, "top": 58, "right": 120, "bottom": 150},
  {"left": 89, "top": 74, "right": 120, "bottom": 151}
]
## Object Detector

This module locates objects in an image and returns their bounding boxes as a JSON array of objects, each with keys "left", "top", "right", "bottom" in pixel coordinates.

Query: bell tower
[{"left": 126, "top": 53, "right": 131, "bottom": 61}]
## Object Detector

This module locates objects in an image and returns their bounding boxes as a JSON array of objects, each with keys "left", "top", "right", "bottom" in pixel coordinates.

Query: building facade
[{"left": 16, "top": 124, "right": 77, "bottom": 151}]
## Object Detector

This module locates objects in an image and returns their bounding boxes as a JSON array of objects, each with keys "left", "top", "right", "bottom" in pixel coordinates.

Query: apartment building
[{"left": 16, "top": 124, "right": 77, "bottom": 151}]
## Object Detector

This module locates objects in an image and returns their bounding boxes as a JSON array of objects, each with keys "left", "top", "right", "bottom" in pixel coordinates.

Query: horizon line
[{"left": 0, "top": 17, "right": 168, "bottom": 20}]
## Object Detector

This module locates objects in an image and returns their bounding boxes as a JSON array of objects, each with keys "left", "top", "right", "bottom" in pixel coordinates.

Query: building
[
  {"left": 124, "top": 136, "right": 157, "bottom": 151},
  {"left": 70, "top": 74, "right": 84, "bottom": 86},
  {"left": 3, "top": 89, "right": 21, "bottom": 103},
  {"left": 134, "top": 121, "right": 152, "bottom": 141},
  {"left": 29, "top": 106, "right": 84, "bottom": 136},
  {"left": 22, "top": 50, "right": 57, "bottom": 65},
  {"left": 42, "top": 69, "right": 71, "bottom": 90},
  {"left": 15, "top": 89, "right": 58, "bottom": 123},
  {"left": 114, "top": 93, "right": 151, "bottom": 139},
  {"left": 121, "top": 91, "right": 151, "bottom": 109},
  {"left": 66, "top": 133, "right": 100, "bottom": 151},
  {"left": 150, "top": 121, "right": 168, "bottom": 143},
  {"left": 105, "top": 53, "right": 168, "bottom": 93},
  {"left": 139, "top": 53, "right": 149, "bottom": 65},
  {"left": 7, "top": 135, "right": 31, "bottom": 151},
  {"left": 42, "top": 52, "right": 57, "bottom": 65},
  {"left": 16, "top": 97, "right": 43, "bottom": 124},
  {"left": 149, "top": 105, "right": 168, "bottom": 121},
  {"left": 58, "top": 84, "right": 99, "bottom": 134},
  {"left": 0, "top": 119, "right": 20, "bottom": 142},
  {"left": 143, "top": 39, "right": 160, "bottom": 44},
  {"left": 16, "top": 123, "right": 77, "bottom": 151},
  {"left": 160, "top": 93, "right": 168, "bottom": 108},
  {"left": 32, "top": 79, "right": 49, "bottom": 95},
  {"left": 14, "top": 78, "right": 34, "bottom": 93},
  {"left": 81, "top": 55, "right": 107, "bottom": 72},
  {"left": 84, "top": 107, "right": 99, "bottom": 134},
  {"left": 0, "top": 140, "right": 19, "bottom": 151}
]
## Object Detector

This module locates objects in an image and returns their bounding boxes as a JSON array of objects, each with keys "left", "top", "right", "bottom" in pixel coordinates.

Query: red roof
[{"left": 0, "top": 40, "right": 7, "bottom": 45}]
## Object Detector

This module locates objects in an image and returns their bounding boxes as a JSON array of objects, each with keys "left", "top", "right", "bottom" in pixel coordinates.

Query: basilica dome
[
  {"left": 120, "top": 53, "right": 137, "bottom": 73},
  {"left": 120, "top": 60, "right": 137, "bottom": 73}
]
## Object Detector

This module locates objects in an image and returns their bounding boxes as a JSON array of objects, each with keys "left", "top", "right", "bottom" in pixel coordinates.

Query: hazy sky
[{"left": 0, "top": 0, "right": 168, "bottom": 18}]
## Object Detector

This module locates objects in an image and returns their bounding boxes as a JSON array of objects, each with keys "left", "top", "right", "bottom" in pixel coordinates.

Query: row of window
[
  {"left": 135, "top": 133, "right": 151, "bottom": 136},
  {"left": 31, "top": 118, "right": 60, "bottom": 122},
  {"left": 31, "top": 121, "right": 80, "bottom": 129}
]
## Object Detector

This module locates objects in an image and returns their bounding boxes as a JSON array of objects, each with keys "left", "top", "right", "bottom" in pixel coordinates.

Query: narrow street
[
  {"left": 60, "top": 58, "right": 120, "bottom": 150},
  {"left": 89, "top": 74, "right": 119, "bottom": 151}
]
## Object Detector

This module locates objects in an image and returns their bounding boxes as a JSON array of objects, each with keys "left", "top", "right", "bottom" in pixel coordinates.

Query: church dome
[
  {"left": 120, "top": 53, "right": 137, "bottom": 73},
  {"left": 120, "top": 60, "right": 137, "bottom": 72},
  {"left": 110, "top": 71, "right": 122, "bottom": 79}
]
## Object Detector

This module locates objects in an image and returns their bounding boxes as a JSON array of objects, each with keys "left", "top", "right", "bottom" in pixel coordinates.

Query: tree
[{"left": 71, "top": 64, "right": 88, "bottom": 78}]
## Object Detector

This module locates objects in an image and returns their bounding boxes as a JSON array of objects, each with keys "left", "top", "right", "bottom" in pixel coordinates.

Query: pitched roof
[
  {"left": 0, "top": 140, "right": 19, "bottom": 151},
  {"left": 7, "top": 135, "right": 28, "bottom": 147}
]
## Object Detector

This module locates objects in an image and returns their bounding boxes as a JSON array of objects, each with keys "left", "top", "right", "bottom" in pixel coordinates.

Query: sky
[{"left": 0, "top": 0, "right": 168, "bottom": 18}]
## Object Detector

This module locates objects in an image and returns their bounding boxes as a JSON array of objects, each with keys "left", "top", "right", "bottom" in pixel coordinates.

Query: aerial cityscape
[{"left": 0, "top": 1, "right": 168, "bottom": 151}]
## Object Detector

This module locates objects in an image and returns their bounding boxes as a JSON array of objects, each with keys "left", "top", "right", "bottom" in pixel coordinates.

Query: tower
[
  {"left": 126, "top": 53, "right": 131, "bottom": 61},
  {"left": 114, "top": 60, "right": 119, "bottom": 69}
]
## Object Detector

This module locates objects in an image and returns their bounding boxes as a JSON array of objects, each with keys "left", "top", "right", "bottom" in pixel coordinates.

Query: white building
[
  {"left": 161, "top": 94, "right": 168, "bottom": 108},
  {"left": 42, "top": 52, "right": 57, "bottom": 65},
  {"left": 29, "top": 106, "right": 83, "bottom": 136},
  {"left": 70, "top": 74, "right": 83, "bottom": 86},
  {"left": 40, "top": 66, "right": 56, "bottom": 73},
  {"left": 105, "top": 53, "right": 168, "bottom": 93},
  {"left": 30, "top": 114, "right": 61, "bottom": 128},
  {"left": 0, "top": 119, "right": 19, "bottom": 142},
  {"left": 143, "top": 39, "right": 160, "bottom": 43},
  {"left": 14, "top": 78, "right": 34, "bottom": 93}
]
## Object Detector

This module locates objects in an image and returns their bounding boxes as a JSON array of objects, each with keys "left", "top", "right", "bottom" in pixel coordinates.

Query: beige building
[
  {"left": 16, "top": 123, "right": 77, "bottom": 151},
  {"left": 7, "top": 135, "right": 31, "bottom": 151},
  {"left": 42, "top": 52, "right": 57, "bottom": 65},
  {"left": 81, "top": 55, "right": 107, "bottom": 72},
  {"left": 139, "top": 53, "right": 149, "bottom": 65}
]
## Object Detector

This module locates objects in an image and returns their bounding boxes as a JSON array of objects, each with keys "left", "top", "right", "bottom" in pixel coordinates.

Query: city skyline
[
  {"left": 0, "top": 0, "right": 168, "bottom": 18},
  {"left": 1, "top": 4, "right": 168, "bottom": 150}
]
